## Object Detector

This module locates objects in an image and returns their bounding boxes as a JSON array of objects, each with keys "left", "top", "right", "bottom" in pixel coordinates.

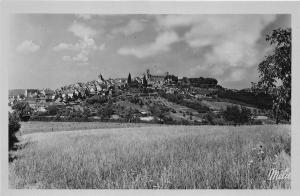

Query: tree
[
  {"left": 12, "top": 102, "right": 33, "bottom": 121},
  {"left": 9, "top": 112, "right": 21, "bottom": 150},
  {"left": 240, "top": 106, "right": 252, "bottom": 124},
  {"left": 143, "top": 74, "right": 148, "bottom": 87},
  {"left": 204, "top": 111, "right": 217, "bottom": 125},
  {"left": 223, "top": 105, "right": 252, "bottom": 125},
  {"left": 256, "top": 28, "right": 291, "bottom": 124},
  {"left": 223, "top": 106, "right": 241, "bottom": 125},
  {"left": 47, "top": 105, "right": 59, "bottom": 115},
  {"left": 97, "top": 100, "right": 114, "bottom": 119},
  {"left": 127, "top": 73, "right": 132, "bottom": 84},
  {"left": 124, "top": 107, "right": 135, "bottom": 122}
]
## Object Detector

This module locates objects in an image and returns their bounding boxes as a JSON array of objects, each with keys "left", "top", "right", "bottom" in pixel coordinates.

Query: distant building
[
  {"left": 145, "top": 69, "right": 168, "bottom": 83},
  {"left": 41, "top": 89, "right": 54, "bottom": 98},
  {"left": 25, "top": 89, "right": 39, "bottom": 98},
  {"left": 180, "top": 77, "right": 218, "bottom": 88}
]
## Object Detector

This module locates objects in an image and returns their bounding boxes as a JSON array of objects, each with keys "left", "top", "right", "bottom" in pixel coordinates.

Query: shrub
[
  {"left": 240, "top": 106, "right": 252, "bottom": 124},
  {"left": 203, "top": 111, "right": 217, "bottom": 125},
  {"left": 85, "top": 95, "right": 108, "bottom": 105},
  {"left": 223, "top": 106, "right": 241, "bottom": 125},
  {"left": 181, "top": 100, "right": 210, "bottom": 113},
  {"left": 47, "top": 105, "right": 60, "bottom": 115},
  {"left": 11, "top": 102, "right": 33, "bottom": 121},
  {"left": 9, "top": 112, "right": 21, "bottom": 150},
  {"left": 97, "top": 101, "right": 114, "bottom": 119},
  {"left": 223, "top": 105, "right": 252, "bottom": 125},
  {"left": 149, "top": 104, "right": 169, "bottom": 119}
]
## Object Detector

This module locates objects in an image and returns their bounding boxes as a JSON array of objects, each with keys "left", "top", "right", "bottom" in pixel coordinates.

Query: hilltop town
[{"left": 8, "top": 69, "right": 274, "bottom": 125}]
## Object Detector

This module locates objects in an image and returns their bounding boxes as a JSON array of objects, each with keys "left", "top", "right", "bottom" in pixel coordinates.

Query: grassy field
[
  {"left": 9, "top": 124, "right": 291, "bottom": 189},
  {"left": 19, "top": 121, "right": 159, "bottom": 134}
]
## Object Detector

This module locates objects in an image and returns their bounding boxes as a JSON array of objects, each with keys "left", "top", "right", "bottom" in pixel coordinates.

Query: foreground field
[
  {"left": 10, "top": 125, "right": 290, "bottom": 189},
  {"left": 19, "top": 121, "right": 159, "bottom": 134}
]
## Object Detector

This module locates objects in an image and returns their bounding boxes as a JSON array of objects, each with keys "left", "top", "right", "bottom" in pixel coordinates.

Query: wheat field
[{"left": 9, "top": 124, "right": 291, "bottom": 189}]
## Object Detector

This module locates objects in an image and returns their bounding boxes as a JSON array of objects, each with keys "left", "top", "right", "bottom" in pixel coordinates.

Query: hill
[{"left": 8, "top": 71, "right": 275, "bottom": 125}]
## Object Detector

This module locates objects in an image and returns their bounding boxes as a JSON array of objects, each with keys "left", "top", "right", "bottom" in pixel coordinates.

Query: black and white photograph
[{"left": 1, "top": 1, "right": 299, "bottom": 194}]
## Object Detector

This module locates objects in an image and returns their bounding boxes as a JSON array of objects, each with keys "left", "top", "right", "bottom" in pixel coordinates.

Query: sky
[{"left": 8, "top": 14, "right": 290, "bottom": 90}]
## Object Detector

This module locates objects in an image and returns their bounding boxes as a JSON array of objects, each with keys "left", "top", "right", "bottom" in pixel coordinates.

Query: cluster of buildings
[
  {"left": 9, "top": 89, "right": 55, "bottom": 105},
  {"left": 9, "top": 69, "right": 220, "bottom": 112}
]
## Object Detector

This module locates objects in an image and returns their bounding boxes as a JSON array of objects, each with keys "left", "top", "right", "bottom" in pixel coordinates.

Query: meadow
[
  {"left": 9, "top": 124, "right": 291, "bottom": 189},
  {"left": 19, "top": 121, "right": 158, "bottom": 134}
]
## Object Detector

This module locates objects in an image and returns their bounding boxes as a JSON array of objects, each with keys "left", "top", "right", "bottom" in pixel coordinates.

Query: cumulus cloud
[
  {"left": 99, "top": 43, "right": 106, "bottom": 51},
  {"left": 62, "top": 52, "right": 89, "bottom": 66},
  {"left": 69, "top": 21, "right": 96, "bottom": 39},
  {"left": 53, "top": 21, "right": 103, "bottom": 64},
  {"left": 53, "top": 43, "right": 73, "bottom": 51},
  {"left": 112, "top": 19, "right": 145, "bottom": 36},
  {"left": 118, "top": 31, "right": 180, "bottom": 58},
  {"left": 16, "top": 40, "right": 40, "bottom": 54},
  {"left": 156, "top": 15, "right": 277, "bottom": 82},
  {"left": 62, "top": 55, "right": 72, "bottom": 61}
]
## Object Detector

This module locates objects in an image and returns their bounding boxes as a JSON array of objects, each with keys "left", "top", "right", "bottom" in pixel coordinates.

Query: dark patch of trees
[
  {"left": 85, "top": 95, "right": 108, "bottom": 105},
  {"left": 181, "top": 100, "right": 210, "bottom": 113},
  {"left": 180, "top": 77, "right": 218, "bottom": 88},
  {"left": 215, "top": 90, "right": 273, "bottom": 109},
  {"left": 9, "top": 112, "right": 21, "bottom": 150},
  {"left": 189, "top": 77, "right": 218, "bottom": 86},
  {"left": 160, "top": 92, "right": 210, "bottom": 113},
  {"left": 11, "top": 102, "right": 33, "bottom": 121},
  {"left": 222, "top": 105, "right": 252, "bottom": 125},
  {"left": 97, "top": 100, "right": 114, "bottom": 119},
  {"left": 149, "top": 104, "right": 170, "bottom": 119},
  {"left": 47, "top": 105, "right": 60, "bottom": 115}
]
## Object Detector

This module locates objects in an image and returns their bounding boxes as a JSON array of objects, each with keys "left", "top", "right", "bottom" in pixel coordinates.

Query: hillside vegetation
[{"left": 10, "top": 125, "right": 290, "bottom": 189}]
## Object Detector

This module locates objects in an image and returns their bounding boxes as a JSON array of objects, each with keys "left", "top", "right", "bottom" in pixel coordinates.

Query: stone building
[{"left": 145, "top": 69, "right": 168, "bottom": 84}]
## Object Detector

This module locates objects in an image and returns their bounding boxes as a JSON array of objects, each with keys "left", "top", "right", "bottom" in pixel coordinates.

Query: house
[
  {"left": 139, "top": 116, "right": 155, "bottom": 122},
  {"left": 140, "top": 110, "right": 151, "bottom": 117},
  {"left": 110, "top": 114, "right": 121, "bottom": 120},
  {"left": 9, "top": 89, "right": 26, "bottom": 98},
  {"left": 37, "top": 106, "right": 47, "bottom": 112},
  {"left": 25, "top": 89, "right": 39, "bottom": 98},
  {"left": 254, "top": 115, "right": 269, "bottom": 120},
  {"left": 41, "top": 89, "right": 54, "bottom": 98}
]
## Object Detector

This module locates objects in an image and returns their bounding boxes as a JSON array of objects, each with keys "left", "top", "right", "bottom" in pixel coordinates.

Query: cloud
[
  {"left": 16, "top": 40, "right": 40, "bottom": 54},
  {"left": 53, "top": 43, "right": 73, "bottom": 51},
  {"left": 228, "top": 69, "right": 247, "bottom": 82},
  {"left": 62, "top": 55, "right": 72, "bottom": 61},
  {"left": 99, "top": 43, "right": 106, "bottom": 51},
  {"left": 112, "top": 19, "right": 145, "bottom": 36},
  {"left": 68, "top": 21, "right": 96, "bottom": 39},
  {"left": 156, "top": 15, "right": 277, "bottom": 82},
  {"left": 72, "top": 51, "right": 89, "bottom": 63},
  {"left": 53, "top": 21, "right": 102, "bottom": 64},
  {"left": 62, "top": 52, "right": 89, "bottom": 66},
  {"left": 118, "top": 31, "right": 180, "bottom": 58}
]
